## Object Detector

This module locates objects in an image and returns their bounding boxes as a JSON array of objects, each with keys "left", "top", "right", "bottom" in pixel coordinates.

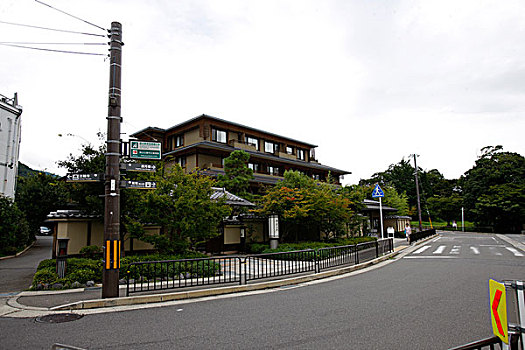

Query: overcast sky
[{"left": 1, "top": 0, "right": 524, "bottom": 185}]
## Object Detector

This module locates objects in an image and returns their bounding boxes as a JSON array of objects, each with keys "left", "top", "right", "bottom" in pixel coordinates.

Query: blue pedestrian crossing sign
[{"left": 372, "top": 184, "right": 385, "bottom": 198}]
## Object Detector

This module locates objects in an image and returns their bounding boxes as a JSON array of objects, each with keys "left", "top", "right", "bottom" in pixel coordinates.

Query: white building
[{"left": 0, "top": 93, "right": 22, "bottom": 199}]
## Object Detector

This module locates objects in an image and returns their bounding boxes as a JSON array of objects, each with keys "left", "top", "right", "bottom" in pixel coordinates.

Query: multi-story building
[
  {"left": 0, "top": 93, "right": 22, "bottom": 199},
  {"left": 131, "top": 114, "right": 349, "bottom": 190}
]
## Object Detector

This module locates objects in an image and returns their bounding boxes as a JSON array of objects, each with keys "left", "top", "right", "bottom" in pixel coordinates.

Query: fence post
[
  {"left": 315, "top": 249, "right": 320, "bottom": 274},
  {"left": 240, "top": 258, "right": 246, "bottom": 285},
  {"left": 375, "top": 241, "right": 379, "bottom": 258},
  {"left": 126, "top": 268, "right": 129, "bottom": 297},
  {"left": 355, "top": 244, "right": 359, "bottom": 265}
]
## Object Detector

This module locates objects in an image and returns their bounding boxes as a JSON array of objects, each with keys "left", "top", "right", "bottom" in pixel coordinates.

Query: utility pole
[
  {"left": 102, "top": 22, "right": 122, "bottom": 299},
  {"left": 412, "top": 154, "right": 423, "bottom": 232}
]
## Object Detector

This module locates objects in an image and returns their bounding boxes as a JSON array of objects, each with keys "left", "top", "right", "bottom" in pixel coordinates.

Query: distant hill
[{"left": 18, "top": 162, "right": 58, "bottom": 178}]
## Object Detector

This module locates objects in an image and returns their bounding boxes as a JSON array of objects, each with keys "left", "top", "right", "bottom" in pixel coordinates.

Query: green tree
[
  {"left": 0, "top": 195, "right": 30, "bottom": 256},
  {"left": 217, "top": 150, "right": 254, "bottom": 199},
  {"left": 57, "top": 139, "right": 106, "bottom": 215},
  {"left": 129, "top": 166, "right": 232, "bottom": 253},
  {"left": 426, "top": 193, "right": 463, "bottom": 225},
  {"left": 15, "top": 172, "right": 69, "bottom": 237},
  {"left": 460, "top": 146, "right": 525, "bottom": 232},
  {"left": 256, "top": 171, "right": 359, "bottom": 241}
]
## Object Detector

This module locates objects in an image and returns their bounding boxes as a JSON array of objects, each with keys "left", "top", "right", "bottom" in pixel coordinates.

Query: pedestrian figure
[
  {"left": 405, "top": 223, "right": 412, "bottom": 243},
  {"left": 452, "top": 220, "right": 457, "bottom": 230}
]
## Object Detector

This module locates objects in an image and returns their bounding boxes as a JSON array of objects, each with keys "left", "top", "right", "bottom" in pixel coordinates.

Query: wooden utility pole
[
  {"left": 412, "top": 154, "right": 423, "bottom": 232},
  {"left": 102, "top": 22, "right": 122, "bottom": 298}
]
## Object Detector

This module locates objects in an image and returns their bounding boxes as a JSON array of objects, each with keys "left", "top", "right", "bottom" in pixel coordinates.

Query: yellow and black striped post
[{"left": 104, "top": 239, "right": 121, "bottom": 271}]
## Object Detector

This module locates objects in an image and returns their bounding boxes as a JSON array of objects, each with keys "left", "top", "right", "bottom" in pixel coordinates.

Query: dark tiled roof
[
  {"left": 131, "top": 114, "right": 317, "bottom": 148},
  {"left": 46, "top": 210, "right": 100, "bottom": 220},
  {"left": 210, "top": 187, "right": 255, "bottom": 206}
]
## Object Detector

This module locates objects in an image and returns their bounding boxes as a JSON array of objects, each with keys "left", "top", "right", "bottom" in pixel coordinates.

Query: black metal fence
[
  {"left": 245, "top": 249, "right": 317, "bottom": 282},
  {"left": 126, "top": 238, "right": 394, "bottom": 296},
  {"left": 409, "top": 228, "right": 436, "bottom": 244}
]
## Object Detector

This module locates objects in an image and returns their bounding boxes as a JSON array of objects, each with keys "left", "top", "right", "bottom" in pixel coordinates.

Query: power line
[
  {"left": 0, "top": 20, "right": 106, "bottom": 37},
  {"left": 0, "top": 41, "right": 106, "bottom": 45},
  {"left": 35, "top": 0, "right": 106, "bottom": 32},
  {"left": 0, "top": 43, "right": 107, "bottom": 56}
]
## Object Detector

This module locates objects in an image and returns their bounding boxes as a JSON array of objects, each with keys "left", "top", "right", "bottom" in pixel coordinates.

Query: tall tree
[
  {"left": 15, "top": 172, "right": 69, "bottom": 237},
  {"left": 217, "top": 150, "right": 254, "bottom": 199},
  {"left": 460, "top": 146, "right": 525, "bottom": 232},
  {"left": 0, "top": 196, "right": 30, "bottom": 255}
]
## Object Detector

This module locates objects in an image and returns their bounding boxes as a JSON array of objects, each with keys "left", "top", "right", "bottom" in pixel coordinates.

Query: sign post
[
  {"left": 489, "top": 279, "right": 509, "bottom": 345},
  {"left": 372, "top": 184, "right": 385, "bottom": 239}
]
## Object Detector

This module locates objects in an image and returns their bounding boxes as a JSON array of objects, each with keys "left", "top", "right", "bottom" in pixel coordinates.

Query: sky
[{"left": 1, "top": 0, "right": 524, "bottom": 185}]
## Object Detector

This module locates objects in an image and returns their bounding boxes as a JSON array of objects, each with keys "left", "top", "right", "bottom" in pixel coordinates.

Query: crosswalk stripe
[
  {"left": 489, "top": 247, "right": 502, "bottom": 256},
  {"left": 413, "top": 246, "right": 431, "bottom": 254},
  {"left": 433, "top": 245, "right": 446, "bottom": 254},
  {"left": 470, "top": 246, "right": 480, "bottom": 255},
  {"left": 505, "top": 247, "right": 524, "bottom": 257}
]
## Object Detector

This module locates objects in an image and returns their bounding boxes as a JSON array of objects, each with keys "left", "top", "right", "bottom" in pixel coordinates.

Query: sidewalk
[{"left": 1, "top": 237, "right": 415, "bottom": 316}]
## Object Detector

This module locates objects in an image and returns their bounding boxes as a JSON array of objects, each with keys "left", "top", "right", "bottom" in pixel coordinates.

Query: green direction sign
[{"left": 129, "top": 141, "right": 161, "bottom": 160}]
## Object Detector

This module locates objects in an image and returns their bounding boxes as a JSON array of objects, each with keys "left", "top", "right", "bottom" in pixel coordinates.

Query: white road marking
[
  {"left": 470, "top": 246, "right": 480, "bottom": 255},
  {"left": 489, "top": 247, "right": 502, "bottom": 256},
  {"left": 413, "top": 246, "right": 431, "bottom": 254},
  {"left": 404, "top": 256, "right": 457, "bottom": 259},
  {"left": 505, "top": 247, "right": 524, "bottom": 257},
  {"left": 432, "top": 237, "right": 441, "bottom": 243},
  {"left": 450, "top": 246, "right": 461, "bottom": 255},
  {"left": 433, "top": 245, "right": 446, "bottom": 254}
]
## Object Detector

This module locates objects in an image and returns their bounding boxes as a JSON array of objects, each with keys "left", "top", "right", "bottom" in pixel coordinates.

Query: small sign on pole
[
  {"left": 120, "top": 180, "right": 157, "bottom": 190},
  {"left": 66, "top": 173, "right": 103, "bottom": 182},
  {"left": 372, "top": 184, "right": 385, "bottom": 238}
]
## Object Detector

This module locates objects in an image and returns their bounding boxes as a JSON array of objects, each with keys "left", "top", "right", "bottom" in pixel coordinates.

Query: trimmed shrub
[
  {"left": 32, "top": 267, "right": 59, "bottom": 287},
  {"left": 79, "top": 245, "right": 102, "bottom": 259}
]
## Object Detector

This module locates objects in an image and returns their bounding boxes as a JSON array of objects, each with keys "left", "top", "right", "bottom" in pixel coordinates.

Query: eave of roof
[
  {"left": 165, "top": 141, "right": 351, "bottom": 175},
  {"left": 131, "top": 114, "right": 318, "bottom": 148}
]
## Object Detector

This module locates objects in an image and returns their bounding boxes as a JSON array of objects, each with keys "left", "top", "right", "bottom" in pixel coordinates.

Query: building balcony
[{"left": 228, "top": 139, "right": 258, "bottom": 152}]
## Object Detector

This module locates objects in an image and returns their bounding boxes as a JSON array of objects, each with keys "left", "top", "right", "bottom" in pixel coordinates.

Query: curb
[
  {"left": 0, "top": 240, "right": 36, "bottom": 261},
  {"left": 11, "top": 235, "right": 438, "bottom": 313}
]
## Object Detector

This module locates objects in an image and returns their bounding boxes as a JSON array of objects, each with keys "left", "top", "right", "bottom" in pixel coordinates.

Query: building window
[
  {"left": 268, "top": 166, "right": 279, "bottom": 176},
  {"left": 286, "top": 146, "right": 293, "bottom": 155},
  {"left": 175, "top": 134, "right": 183, "bottom": 147},
  {"left": 248, "top": 163, "right": 259, "bottom": 173},
  {"left": 211, "top": 128, "right": 227, "bottom": 143},
  {"left": 175, "top": 156, "right": 186, "bottom": 168},
  {"left": 312, "top": 174, "right": 320, "bottom": 180},
  {"left": 265, "top": 141, "right": 279, "bottom": 154},
  {"left": 297, "top": 149, "right": 305, "bottom": 160},
  {"left": 245, "top": 136, "right": 259, "bottom": 150}
]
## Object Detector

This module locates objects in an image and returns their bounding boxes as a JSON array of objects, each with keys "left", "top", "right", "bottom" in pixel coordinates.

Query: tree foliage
[
  {"left": 15, "top": 172, "right": 69, "bottom": 237},
  {"left": 217, "top": 150, "right": 254, "bottom": 199},
  {"left": 0, "top": 195, "right": 30, "bottom": 255},
  {"left": 127, "top": 166, "right": 232, "bottom": 253},
  {"left": 255, "top": 171, "right": 360, "bottom": 241},
  {"left": 460, "top": 146, "right": 525, "bottom": 232}
]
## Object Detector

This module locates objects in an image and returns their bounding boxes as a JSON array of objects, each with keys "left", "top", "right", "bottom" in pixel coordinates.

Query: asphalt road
[
  {"left": 0, "top": 236, "right": 52, "bottom": 293},
  {"left": 0, "top": 232, "right": 523, "bottom": 349}
]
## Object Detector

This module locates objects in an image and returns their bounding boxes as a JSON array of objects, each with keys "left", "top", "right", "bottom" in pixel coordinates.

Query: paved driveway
[{"left": 0, "top": 236, "right": 53, "bottom": 293}]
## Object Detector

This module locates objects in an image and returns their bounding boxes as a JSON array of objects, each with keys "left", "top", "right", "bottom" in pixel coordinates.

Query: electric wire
[
  {"left": 34, "top": 0, "right": 106, "bottom": 32},
  {"left": 0, "top": 41, "right": 106, "bottom": 45},
  {"left": 0, "top": 43, "right": 107, "bottom": 56},
  {"left": 0, "top": 20, "right": 106, "bottom": 37}
]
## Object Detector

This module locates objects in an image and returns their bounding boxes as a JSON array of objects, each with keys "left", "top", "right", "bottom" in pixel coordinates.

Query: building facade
[
  {"left": 131, "top": 114, "right": 350, "bottom": 190},
  {"left": 0, "top": 93, "right": 22, "bottom": 199}
]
